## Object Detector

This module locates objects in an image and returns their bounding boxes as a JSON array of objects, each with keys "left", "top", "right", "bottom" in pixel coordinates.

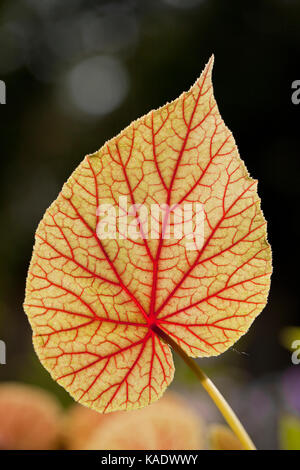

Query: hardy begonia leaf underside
[{"left": 24, "top": 57, "right": 272, "bottom": 413}]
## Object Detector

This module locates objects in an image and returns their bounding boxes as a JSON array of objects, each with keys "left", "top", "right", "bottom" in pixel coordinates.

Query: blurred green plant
[
  {"left": 280, "top": 326, "right": 300, "bottom": 351},
  {"left": 279, "top": 415, "right": 300, "bottom": 450}
]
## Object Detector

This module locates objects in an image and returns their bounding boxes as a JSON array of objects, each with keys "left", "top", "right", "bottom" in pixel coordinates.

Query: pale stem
[{"left": 154, "top": 326, "right": 256, "bottom": 451}]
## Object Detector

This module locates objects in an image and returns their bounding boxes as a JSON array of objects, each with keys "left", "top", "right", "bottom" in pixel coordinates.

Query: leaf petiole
[{"left": 153, "top": 325, "right": 256, "bottom": 451}]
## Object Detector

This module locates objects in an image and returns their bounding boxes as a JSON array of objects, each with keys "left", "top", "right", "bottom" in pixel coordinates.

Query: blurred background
[{"left": 0, "top": 0, "right": 299, "bottom": 450}]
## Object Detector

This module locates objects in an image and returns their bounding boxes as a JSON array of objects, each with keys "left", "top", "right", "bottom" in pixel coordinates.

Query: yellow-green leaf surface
[{"left": 24, "top": 57, "right": 272, "bottom": 413}]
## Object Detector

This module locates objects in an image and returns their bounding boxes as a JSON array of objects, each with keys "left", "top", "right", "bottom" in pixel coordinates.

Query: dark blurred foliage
[{"left": 0, "top": 0, "right": 299, "bottom": 449}]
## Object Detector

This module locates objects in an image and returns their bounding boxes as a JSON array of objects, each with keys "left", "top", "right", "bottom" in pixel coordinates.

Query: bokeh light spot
[
  {"left": 66, "top": 55, "right": 129, "bottom": 117},
  {"left": 162, "top": 0, "right": 205, "bottom": 9}
]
